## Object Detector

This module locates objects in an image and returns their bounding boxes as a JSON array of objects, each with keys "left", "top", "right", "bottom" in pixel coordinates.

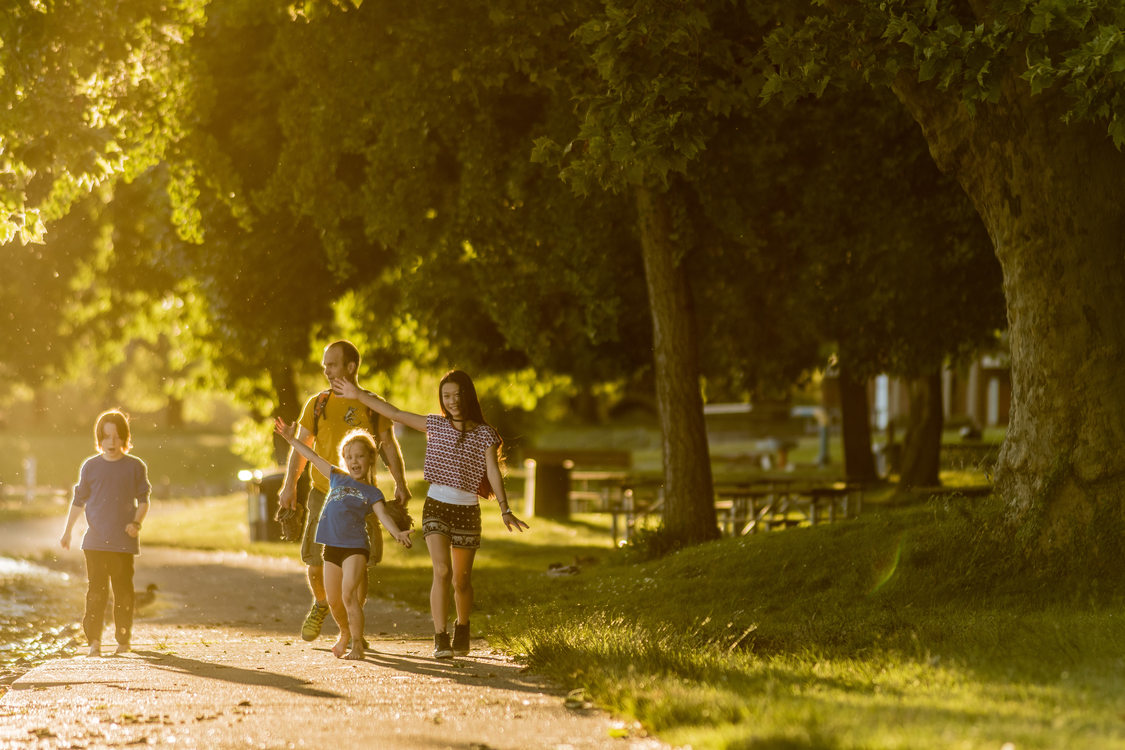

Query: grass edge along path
[{"left": 46, "top": 493, "right": 1125, "bottom": 750}]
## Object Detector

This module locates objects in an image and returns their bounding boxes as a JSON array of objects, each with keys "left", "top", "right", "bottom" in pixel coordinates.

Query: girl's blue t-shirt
[{"left": 315, "top": 470, "right": 384, "bottom": 550}]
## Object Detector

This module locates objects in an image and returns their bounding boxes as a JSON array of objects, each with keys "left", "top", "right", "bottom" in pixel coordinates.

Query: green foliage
[
  {"left": 533, "top": 0, "right": 765, "bottom": 195},
  {"left": 759, "top": 0, "right": 1125, "bottom": 147},
  {"left": 0, "top": 0, "right": 205, "bottom": 244}
]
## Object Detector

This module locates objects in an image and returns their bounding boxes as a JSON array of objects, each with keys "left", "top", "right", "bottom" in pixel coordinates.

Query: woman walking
[{"left": 332, "top": 370, "right": 528, "bottom": 658}]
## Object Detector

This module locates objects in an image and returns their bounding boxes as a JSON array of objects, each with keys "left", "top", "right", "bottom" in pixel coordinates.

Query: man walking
[{"left": 278, "top": 340, "right": 411, "bottom": 642}]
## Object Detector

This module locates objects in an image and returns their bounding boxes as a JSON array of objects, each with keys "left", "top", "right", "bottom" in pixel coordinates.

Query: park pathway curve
[{"left": 0, "top": 518, "right": 666, "bottom": 749}]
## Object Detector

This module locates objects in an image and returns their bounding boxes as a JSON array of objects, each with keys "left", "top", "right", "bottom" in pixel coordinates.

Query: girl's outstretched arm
[
  {"left": 371, "top": 502, "right": 414, "bottom": 548},
  {"left": 330, "top": 378, "right": 427, "bottom": 433},
  {"left": 274, "top": 418, "right": 336, "bottom": 478}
]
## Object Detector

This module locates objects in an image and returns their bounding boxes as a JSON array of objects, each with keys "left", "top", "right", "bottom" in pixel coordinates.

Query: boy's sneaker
[
  {"left": 452, "top": 622, "right": 470, "bottom": 656},
  {"left": 301, "top": 602, "right": 330, "bottom": 641},
  {"left": 433, "top": 631, "right": 453, "bottom": 659}
]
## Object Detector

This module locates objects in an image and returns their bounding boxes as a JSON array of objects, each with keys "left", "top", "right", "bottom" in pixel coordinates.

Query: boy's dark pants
[{"left": 82, "top": 550, "right": 135, "bottom": 646}]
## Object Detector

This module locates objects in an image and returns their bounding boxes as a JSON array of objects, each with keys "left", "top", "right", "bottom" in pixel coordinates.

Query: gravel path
[{"left": 0, "top": 516, "right": 668, "bottom": 749}]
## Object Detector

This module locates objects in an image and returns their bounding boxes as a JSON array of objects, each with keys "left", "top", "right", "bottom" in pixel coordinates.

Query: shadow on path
[{"left": 133, "top": 649, "right": 345, "bottom": 699}]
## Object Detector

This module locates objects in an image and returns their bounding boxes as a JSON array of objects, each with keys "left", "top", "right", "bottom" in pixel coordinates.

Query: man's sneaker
[
  {"left": 301, "top": 602, "right": 329, "bottom": 642},
  {"left": 452, "top": 622, "right": 470, "bottom": 656},
  {"left": 433, "top": 631, "right": 453, "bottom": 659}
]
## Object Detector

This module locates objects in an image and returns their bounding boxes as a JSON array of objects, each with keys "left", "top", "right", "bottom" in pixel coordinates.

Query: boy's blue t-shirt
[
  {"left": 315, "top": 470, "right": 384, "bottom": 550},
  {"left": 72, "top": 454, "right": 151, "bottom": 555}
]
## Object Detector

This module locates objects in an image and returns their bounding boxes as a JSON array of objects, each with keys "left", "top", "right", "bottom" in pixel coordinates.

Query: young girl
[
  {"left": 60, "top": 410, "right": 151, "bottom": 656},
  {"left": 332, "top": 370, "right": 529, "bottom": 659},
  {"left": 274, "top": 420, "right": 413, "bottom": 660}
]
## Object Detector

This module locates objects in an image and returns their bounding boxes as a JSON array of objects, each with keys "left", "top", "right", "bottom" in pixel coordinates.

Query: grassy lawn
[
  {"left": 92, "top": 482, "right": 1125, "bottom": 750},
  {"left": 17, "top": 426, "right": 1110, "bottom": 748},
  {"left": 0, "top": 429, "right": 253, "bottom": 497}
]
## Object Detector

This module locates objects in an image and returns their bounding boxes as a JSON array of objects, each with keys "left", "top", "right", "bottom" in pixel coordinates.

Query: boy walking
[{"left": 60, "top": 409, "right": 151, "bottom": 656}]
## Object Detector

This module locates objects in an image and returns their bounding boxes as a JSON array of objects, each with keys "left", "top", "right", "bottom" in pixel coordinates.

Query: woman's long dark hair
[
  {"left": 438, "top": 370, "right": 487, "bottom": 426},
  {"left": 438, "top": 369, "right": 504, "bottom": 498}
]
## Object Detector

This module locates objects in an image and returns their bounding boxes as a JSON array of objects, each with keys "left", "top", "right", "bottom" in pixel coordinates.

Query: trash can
[
  {"left": 244, "top": 471, "right": 287, "bottom": 542},
  {"left": 523, "top": 458, "right": 570, "bottom": 520}
]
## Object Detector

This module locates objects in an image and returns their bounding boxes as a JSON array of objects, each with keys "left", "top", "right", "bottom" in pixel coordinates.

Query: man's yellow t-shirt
[{"left": 297, "top": 391, "right": 392, "bottom": 494}]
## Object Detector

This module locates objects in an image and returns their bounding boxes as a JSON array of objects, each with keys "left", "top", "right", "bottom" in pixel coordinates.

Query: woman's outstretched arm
[{"left": 330, "top": 378, "right": 427, "bottom": 433}]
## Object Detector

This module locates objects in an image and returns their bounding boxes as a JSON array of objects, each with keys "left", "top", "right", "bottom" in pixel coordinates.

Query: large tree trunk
[
  {"left": 635, "top": 185, "right": 718, "bottom": 544},
  {"left": 898, "top": 371, "right": 943, "bottom": 489},
  {"left": 271, "top": 365, "right": 301, "bottom": 466},
  {"left": 893, "top": 72, "right": 1125, "bottom": 552},
  {"left": 837, "top": 363, "right": 878, "bottom": 483}
]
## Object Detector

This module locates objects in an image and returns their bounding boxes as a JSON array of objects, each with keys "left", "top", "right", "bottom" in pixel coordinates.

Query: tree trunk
[
  {"left": 837, "top": 363, "right": 878, "bottom": 483},
  {"left": 165, "top": 396, "right": 185, "bottom": 430},
  {"left": 271, "top": 365, "right": 301, "bottom": 466},
  {"left": 893, "top": 71, "right": 1125, "bottom": 552},
  {"left": 898, "top": 370, "right": 943, "bottom": 489},
  {"left": 635, "top": 185, "right": 718, "bottom": 544}
]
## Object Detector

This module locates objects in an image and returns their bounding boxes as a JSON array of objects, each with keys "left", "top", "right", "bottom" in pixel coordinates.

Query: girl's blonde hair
[{"left": 338, "top": 429, "right": 379, "bottom": 485}]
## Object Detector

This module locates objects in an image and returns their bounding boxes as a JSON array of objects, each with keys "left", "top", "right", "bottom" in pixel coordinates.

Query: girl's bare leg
[
  {"left": 341, "top": 554, "right": 367, "bottom": 660},
  {"left": 322, "top": 562, "right": 350, "bottom": 658},
  {"left": 426, "top": 534, "right": 453, "bottom": 633},
  {"left": 450, "top": 546, "right": 477, "bottom": 627}
]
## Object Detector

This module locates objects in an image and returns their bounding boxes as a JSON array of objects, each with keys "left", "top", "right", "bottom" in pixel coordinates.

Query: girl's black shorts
[{"left": 322, "top": 545, "right": 370, "bottom": 566}]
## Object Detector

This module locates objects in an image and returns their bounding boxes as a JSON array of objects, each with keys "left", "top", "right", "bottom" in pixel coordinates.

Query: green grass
[
  {"left": 113, "top": 485, "right": 1125, "bottom": 749},
  {"left": 0, "top": 429, "right": 252, "bottom": 495}
]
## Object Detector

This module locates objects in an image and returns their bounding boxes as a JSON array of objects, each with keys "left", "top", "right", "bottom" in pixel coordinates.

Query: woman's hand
[
  {"left": 330, "top": 377, "right": 360, "bottom": 400},
  {"left": 501, "top": 510, "right": 530, "bottom": 533}
]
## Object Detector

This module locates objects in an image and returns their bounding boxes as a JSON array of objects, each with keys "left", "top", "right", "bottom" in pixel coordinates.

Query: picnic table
[{"left": 714, "top": 479, "right": 862, "bottom": 535}]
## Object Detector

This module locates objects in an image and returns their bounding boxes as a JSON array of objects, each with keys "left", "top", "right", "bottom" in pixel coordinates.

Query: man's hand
[
  {"left": 278, "top": 483, "right": 297, "bottom": 511},
  {"left": 275, "top": 505, "right": 304, "bottom": 542}
]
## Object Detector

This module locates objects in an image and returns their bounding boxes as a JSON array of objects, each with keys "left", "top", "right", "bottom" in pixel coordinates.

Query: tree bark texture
[
  {"left": 837, "top": 363, "right": 878, "bottom": 484},
  {"left": 271, "top": 366, "right": 301, "bottom": 466},
  {"left": 635, "top": 185, "right": 719, "bottom": 544},
  {"left": 893, "top": 70, "right": 1125, "bottom": 551},
  {"left": 898, "top": 371, "right": 943, "bottom": 489}
]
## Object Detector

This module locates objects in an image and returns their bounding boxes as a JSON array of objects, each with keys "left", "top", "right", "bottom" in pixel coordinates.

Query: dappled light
[{"left": 5, "top": 0, "right": 1125, "bottom": 747}]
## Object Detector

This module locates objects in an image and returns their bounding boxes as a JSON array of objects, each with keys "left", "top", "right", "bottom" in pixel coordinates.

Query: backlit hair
[
  {"left": 338, "top": 428, "right": 379, "bottom": 485},
  {"left": 438, "top": 370, "right": 504, "bottom": 498},
  {"left": 94, "top": 409, "right": 132, "bottom": 452}
]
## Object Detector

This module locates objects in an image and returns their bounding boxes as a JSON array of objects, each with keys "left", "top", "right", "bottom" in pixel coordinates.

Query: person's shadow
[
  {"left": 131, "top": 649, "right": 343, "bottom": 699},
  {"left": 319, "top": 644, "right": 569, "bottom": 698}
]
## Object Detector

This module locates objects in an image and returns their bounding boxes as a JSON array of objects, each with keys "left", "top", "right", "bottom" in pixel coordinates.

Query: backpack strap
[
  {"left": 368, "top": 407, "right": 385, "bottom": 457},
  {"left": 311, "top": 390, "right": 332, "bottom": 436}
]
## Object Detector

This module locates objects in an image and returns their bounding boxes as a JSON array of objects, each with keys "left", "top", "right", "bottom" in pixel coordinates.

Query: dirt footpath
[{"left": 0, "top": 522, "right": 668, "bottom": 749}]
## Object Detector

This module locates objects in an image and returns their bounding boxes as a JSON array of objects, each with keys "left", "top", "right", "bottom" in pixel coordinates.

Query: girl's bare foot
[
  {"left": 331, "top": 633, "right": 350, "bottom": 658},
  {"left": 87, "top": 642, "right": 101, "bottom": 657},
  {"left": 114, "top": 643, "right": 131, "bottom": 654},
  {"left": 344, "top": 640, "right": 365, "bottom": 660}
]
